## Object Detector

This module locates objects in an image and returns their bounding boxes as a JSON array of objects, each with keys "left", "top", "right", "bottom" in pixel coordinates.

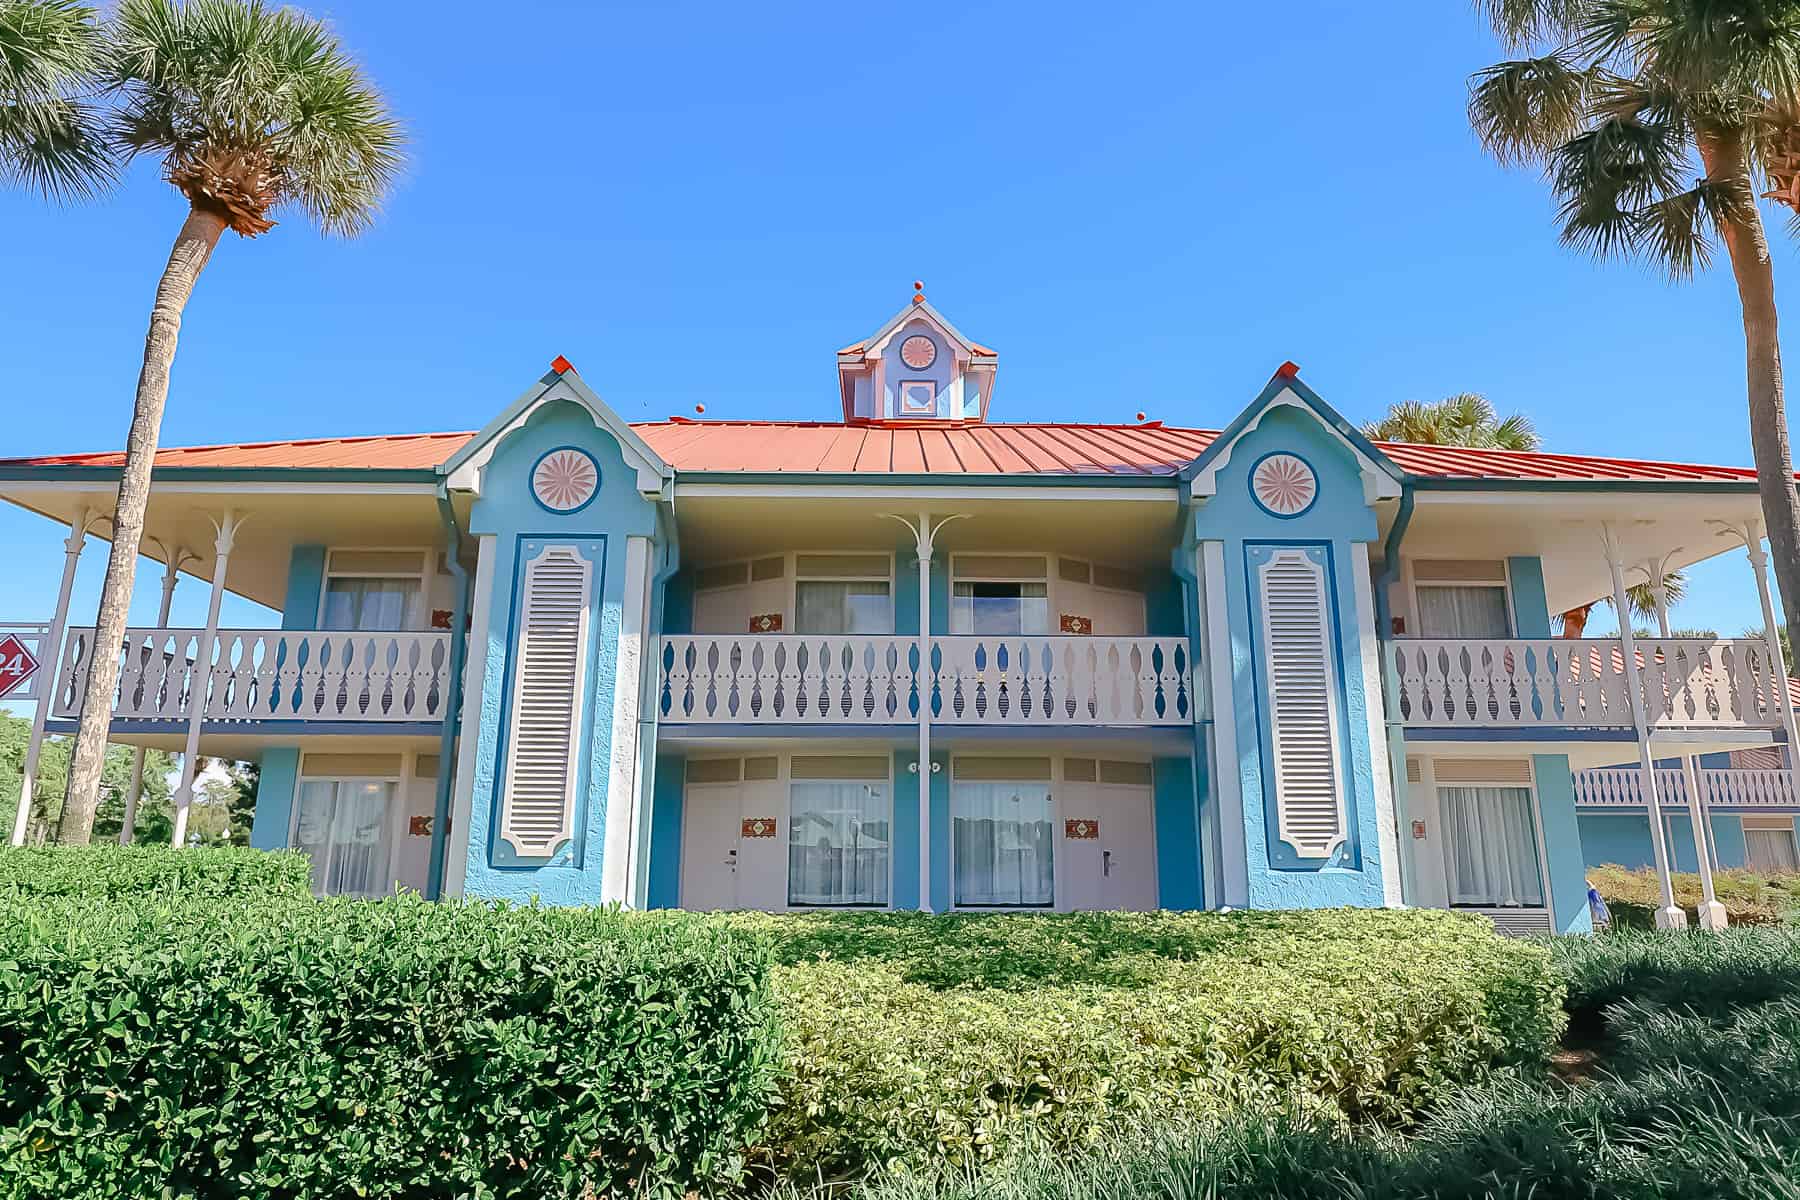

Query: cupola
[{"left": 836, "top": 283, "right": 998, "bottom": 422}]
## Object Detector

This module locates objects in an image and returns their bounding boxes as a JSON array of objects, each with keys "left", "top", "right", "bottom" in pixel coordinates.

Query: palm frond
[
  {"left": 1478, "top": 0, "right": 1589, "bottom": 51},
  {"left": 1362, "top": 392, "right": 1541, "bottom": 451},
  {"left": 1469, "top": 55, "right": 1592, "bottom": 165},
  {"left": 0, "top": 0, "right": 114, "bottom": 199}
]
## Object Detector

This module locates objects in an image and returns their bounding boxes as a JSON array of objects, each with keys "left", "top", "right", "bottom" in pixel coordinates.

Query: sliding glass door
[
  {"left": 1440, "top": 785, "right": 1545, "bottom": 908},
  {"left": 293, "top": 779, "right": 397, "bottom": 898},
  {"left": 952, "top": 777, "right": 1055, "bottom": 907}
]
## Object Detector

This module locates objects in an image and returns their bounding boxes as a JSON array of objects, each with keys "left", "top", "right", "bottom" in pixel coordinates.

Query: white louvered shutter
[
  {"left": 499, "top": 545, "right": 592, "bottom": 858},
  {"left": 1258, "top": 548, "right": 1347, "bottom": 860}
]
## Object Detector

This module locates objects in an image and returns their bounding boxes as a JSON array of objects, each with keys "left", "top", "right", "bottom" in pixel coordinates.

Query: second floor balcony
[
  {"left": 54, "top": 626, "right": 456, "bottom": 727},
  {"left": 657, "top": 633, "right": 1195, "bottom": 727}
]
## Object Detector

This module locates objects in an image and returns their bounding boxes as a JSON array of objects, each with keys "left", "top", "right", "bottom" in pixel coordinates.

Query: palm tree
[
  {"left": 56, "top": 0, "right": 403, "bottom": 843},
  {"left": 0, "top": 0, "right": 111, "bottom": 198},
  {"left": 1468, "top": 0, "right": 1800, "bottom": 666},
  {"left": 1361, "top": 392, "right": 1540, "bottom": 450}
]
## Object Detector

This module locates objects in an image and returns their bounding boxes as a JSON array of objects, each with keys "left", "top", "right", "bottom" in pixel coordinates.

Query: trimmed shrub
[
  {"left": 1587, "top": 863, "right": 1800, "bottom": 927},
  {"left": 1552, "top": 924, "right": 1800, "bottom": 1026},
  {"left": 727, "top": 908, "right": 1564, "bottom": 1182},
  {"left": 0, "top": 893, "right": 781, "bottom": 1199},
  {"left": 0, "top": 844, "right": 312, "bottom": 900}
]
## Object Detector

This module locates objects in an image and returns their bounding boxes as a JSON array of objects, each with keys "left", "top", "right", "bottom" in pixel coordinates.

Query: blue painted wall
[
  {"left": 645, "top": 752, "right": 685, "bottom": 908},
  {"left": 929, "top": 753, "right": 951, "bottom": 910},
  {"left": 1577, "top": 810, "right": 1793, "bottom": 872},
  {"left": 1144, "top": 570, "right": 1186, "bottom": 639},
  {"left": 251, "top": 747, "right": 301, "bottom": 850},
  {"left": 1532, "top": 755, "right": 1594, "bottom": 933},
  {"left": 1506, "top": 557, "right": 1552, "bottom": 637},
  {"left": 891, "top": 749, "right": 920, "bottom": 910},
  {"left": 282, "top": 546, "right": 326, "bottom": 629},
  {"left": 460, "top": 399, "right": 657, "bottom": 905},
  {"left": 1194, "top": 403, "right": 1388, "bottom": 909},
  {"left": 1153, "top": 756, "right": 1204, "bottom": 909}
]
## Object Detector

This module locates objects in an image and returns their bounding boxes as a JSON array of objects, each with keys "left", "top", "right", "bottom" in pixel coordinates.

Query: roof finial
[{"left": 911, "top": 280, "right": 925, "bottom": 305}]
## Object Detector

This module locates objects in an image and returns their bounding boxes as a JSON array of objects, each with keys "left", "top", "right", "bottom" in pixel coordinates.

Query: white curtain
[
  {"left": 1441, "top": 786, "right": 1544, "bottom": 907},
  {"left": 1416, "top": 585, "right": 1510, "bottom": 639},
  {"left": 293, "top": 780, "right": 396, "bottom": 897},
  {"left": 950, "top": 582, "right": 1049, "bottom": 635},
  {"left": 952, "top": 782, "right": 1054, "bottom": 906},
  {"left": 794, "top": 581, "right": 892, "bottom": 635},
  {"left": 1747, "top": 827, "right": 1800, "bottom": 873},
  {"left": 787, "top": 781, "right": 889, "bottom": 905},
  {"left": 322, "top": 578, "right": 418, "bottom": 632}
]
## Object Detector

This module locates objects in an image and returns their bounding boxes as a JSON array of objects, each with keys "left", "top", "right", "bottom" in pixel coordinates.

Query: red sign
[{"left": 0, "top": 634, "right": 39, "bottom": 700}]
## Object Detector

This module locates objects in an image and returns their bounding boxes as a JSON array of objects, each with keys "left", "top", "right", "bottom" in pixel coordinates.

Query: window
[
  {"left": 793, "top": 554, "right": 893, "bottom": 635},
  {"left": 1412, "top": 560, "right": 1511, "bottom": 639},
  {"left": 1745, "top": 816, "right": 1800, "bottom": 873},
  {"left": 952, "top": 556, "right": 1051, "bottom": 635},
  {"left": 293, "top": 779, "right": 396, "bottom": 897},
  {"left": 952, "top": 757, "right": 1054, "bottom": 907},
  {"left": 1440, "top": 785, "right": 1545, "bottom": 907},
  {"left": 898, "top": 381, "right": 936, "bottom": 415},
  {"left": 787, "top": 761, "right": 890, "bottom": 907},
  {"left": 321, "top": 549, "right": 426, "bottom": 632}
]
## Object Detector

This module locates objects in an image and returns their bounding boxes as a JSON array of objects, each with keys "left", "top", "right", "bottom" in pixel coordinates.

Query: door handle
[
  {"left": 726, "top": 848, "right": 738, "bottom": 871},
  {"left": 1103, "top": 850, "right": 1113, "bottom": 877}
]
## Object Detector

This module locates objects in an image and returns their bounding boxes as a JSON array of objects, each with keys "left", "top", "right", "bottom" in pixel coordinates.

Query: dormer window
[{"left": 837, "top": 285, "right": 998, "bottom": 423}]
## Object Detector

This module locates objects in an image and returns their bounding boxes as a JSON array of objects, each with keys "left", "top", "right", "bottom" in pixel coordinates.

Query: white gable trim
[
  {"left": 839, "top": 298, "right": 996, "bottom": 365},
  {"left": 441, "top": 368, "right": 672, "bottom": 495},
  {"left": 1188, "top": 388, "right": 1402, "bottom": 507}
]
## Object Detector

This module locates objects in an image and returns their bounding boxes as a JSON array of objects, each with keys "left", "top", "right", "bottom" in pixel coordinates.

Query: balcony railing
[
  {"left": 1391, "top": 637, "right": 1789, "bottom": 731},
  {"left": 1574, "top": 767, "right": 1799, "bottom": 810},
  {"left": 657, "top": 634, "right": 1194, "bottom": 726},
  {"left": 54, "top": 627, "right": 454, "bottom": 725}
]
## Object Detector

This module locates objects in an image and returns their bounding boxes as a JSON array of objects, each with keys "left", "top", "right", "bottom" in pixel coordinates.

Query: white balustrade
[
  {"left": 1392, "top": 637, "right": 1786, "bottom": 731},
  {"left": 657, "top": 634, "right": 1192, "bottom": 726},
  {"left": 1574, "top": 767, "right": 1798, "bottom": 810},
  {"left": 659, "top": 635, "right": 922, "bottom": 724},
  {"left": 930, "top": 636, "right": 1192, "bottom": 725},
  {"left": 54, "top": 627, "right": 453, "bottom": 724}
]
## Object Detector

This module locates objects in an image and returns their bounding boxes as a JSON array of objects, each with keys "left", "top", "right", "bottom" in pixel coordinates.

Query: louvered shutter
[
  {"left": 1257, "top": 548, "right": 1347, "bottom": 860},
  {"left": 499, "top": 545, "right": 592, "bottom": 858}
]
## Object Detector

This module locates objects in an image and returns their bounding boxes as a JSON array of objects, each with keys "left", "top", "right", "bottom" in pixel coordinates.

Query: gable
[{"left": 1185, "top": 372, "right": 1403, "bottom": 508}]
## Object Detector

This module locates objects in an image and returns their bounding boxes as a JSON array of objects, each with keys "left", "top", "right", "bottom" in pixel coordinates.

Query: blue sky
[{"left": 0, "top": 0, "right": 1788, "bottom": 693}]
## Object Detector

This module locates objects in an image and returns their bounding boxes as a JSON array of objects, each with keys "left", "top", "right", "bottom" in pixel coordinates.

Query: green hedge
[
  {"left": 0, "top": 844, "right": 312, "bottom": 900},
  {"left": 727, "top": 908, "right": 1565, "bottom": 1181},
  {"left": 0, "top": 893, "right": 781, "bottom": 1199},
  {"left": 1588, "top": 863, "right": 1800, "bottom": 928}
]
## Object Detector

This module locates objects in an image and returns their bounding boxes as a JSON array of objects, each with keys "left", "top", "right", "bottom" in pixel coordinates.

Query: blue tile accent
[
  {"left": 1530, "top": 755, "right": 1594, "bottom": 933},
  {"left": 1153, "top": 756, "right": 1204, "bottom": 909},
  {"left": 282, "top": 546, "right": 326, "bottom": 629},
  {"left": 645, "top": 752, "right": 685, "bottom": 908},
  {"left": 251, "top": 747, "right": 300, "bottom": 850},
  {"left": 1506, "top": 557, "right": 1552, "bottom": 638}
]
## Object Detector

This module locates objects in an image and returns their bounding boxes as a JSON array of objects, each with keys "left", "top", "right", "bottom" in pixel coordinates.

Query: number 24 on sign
[{"left": 0, "top": 635, "right": 40, "bottom": 701}]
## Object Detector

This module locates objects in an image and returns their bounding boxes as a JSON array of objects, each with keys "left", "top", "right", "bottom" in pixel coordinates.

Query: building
[{"left": 5, "top": 290, "right": 1798, "bottom": 931}]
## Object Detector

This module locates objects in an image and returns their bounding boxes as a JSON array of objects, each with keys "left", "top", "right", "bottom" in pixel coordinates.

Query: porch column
[
  {"left": 171, "top": 511, "right": 243, "bottom": 847},
  {"left": 884, "top": 511, "right": 967, "bottom": 913},
  {"left": 11, "top": 507, "right": 92, "bottom": 847},
  {"left": 119, "top": 541, "right": 196, "bottom": 845},
  {"left": 1717, "top": 518, "right": 1800, "bottom": 805},
  {"left": 1603, "top": 523, "right": 1685, "bottom": 929},
  {"left": 1642, "top": 554, "right": 1726, "bottom": 931}
]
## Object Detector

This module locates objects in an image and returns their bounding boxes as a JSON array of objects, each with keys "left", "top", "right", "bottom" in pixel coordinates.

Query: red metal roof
[{"left": 0, "top": 421, "right": 1778, "bottom": 483}]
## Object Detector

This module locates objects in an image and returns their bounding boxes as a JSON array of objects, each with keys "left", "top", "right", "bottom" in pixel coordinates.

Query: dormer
[{"left": 837, "top": 284, "right": 998, "bottom": 423}]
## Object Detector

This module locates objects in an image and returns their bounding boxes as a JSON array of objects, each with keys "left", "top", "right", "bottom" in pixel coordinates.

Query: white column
[
  {"left": 1605, "top": 524, "right": 1685, "bottom": 929},
  {"left": 119, "top": 543, "right": 192, "bottom": 845},
  {"left": 884, "top": 511, "right": 968, "bottom": 913},
  {"left": 12, "top": 507, "right": 91, "bottom": 847},
  {"left": 1643, "top": 556, "right": 1725, "bottom": 930},
  {"left": 601, "top": 534, "right": 653, "bottom": 905},
  {"left": 1740, "top": 520, "right": 1800, "bottom": 806},
  {"left": 171, "top": 511, "right": 242, "bottom": 847},
  {"left": 443, "top": 534, "right": 496, "bottom": 899}
]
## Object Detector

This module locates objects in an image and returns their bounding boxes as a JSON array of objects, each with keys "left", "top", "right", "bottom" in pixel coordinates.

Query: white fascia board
[
  {"left": 671, "top": 482, "right": 1180, "bottom": 502},
  {"left": 1188, "top": 387, "right": 1403, "bottom": 507},
  {"left": 441, "top": 370, "right": 672, "bottom": 496}
]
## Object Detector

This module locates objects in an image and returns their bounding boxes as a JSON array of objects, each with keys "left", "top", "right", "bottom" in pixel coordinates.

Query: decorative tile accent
[
  {"left": 741, "top": 817, "right": 778, "bottom": 838},
  {"left": 409, "top": 815, "right": 433, "bottom": 837},
  {"left": 531, "top": 446, "right": 600, "bottom": 512},
  {"left": 1060, "top": 614, "right": 1093, "bottom": 635},
  {"left": 1250, "top": 452, "right": 1318, "bottom": 517},
  {"left": 1064, "top": 818, "right": 1099, "bottom": 840},
  {"left": 749, "top": 612, "right": 783, "bottom": 633},
  {"left": 1411, "top": 820, "right": 1427, "bottom": 840},
  {"left": 431, "top": 608, "right": 454, "bottom": 630}
]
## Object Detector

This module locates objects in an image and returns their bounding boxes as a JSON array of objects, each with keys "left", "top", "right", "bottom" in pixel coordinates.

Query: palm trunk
[
  {"left": 1699, "top": 131, "right": 1800, "bottom": 661},
  {"left": 57, "top": 204, "right": 227, "bottom": 844}
]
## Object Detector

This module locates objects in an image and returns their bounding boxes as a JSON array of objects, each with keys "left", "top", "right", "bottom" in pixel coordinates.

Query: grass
[
  {"left": 1588, "top": 863, "right": 1800, "bottom": 927},
  {"left": 786, "top": 926, "right": 1800, "bottom": 1200}
]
